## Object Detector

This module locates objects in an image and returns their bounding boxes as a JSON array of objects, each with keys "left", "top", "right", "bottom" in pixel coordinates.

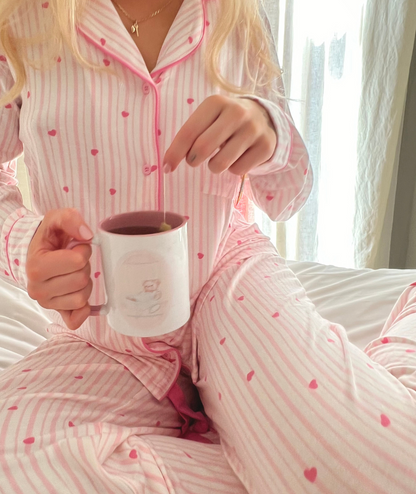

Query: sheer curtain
[{"left": 261, "top": 0, "right": 416, "bottom": 269}]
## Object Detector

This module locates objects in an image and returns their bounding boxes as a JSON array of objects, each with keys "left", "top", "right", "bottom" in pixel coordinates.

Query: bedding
[{"left": 0, "top": 259, "right": 415, "bottom": 371}]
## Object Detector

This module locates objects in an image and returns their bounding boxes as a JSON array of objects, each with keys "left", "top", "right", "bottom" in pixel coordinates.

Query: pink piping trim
[
  {"left": 142, "top": 342, "right": 182, "bottom": 401},
  {"left": 78, "top": 4, "right": 207, "bottom": 212}
]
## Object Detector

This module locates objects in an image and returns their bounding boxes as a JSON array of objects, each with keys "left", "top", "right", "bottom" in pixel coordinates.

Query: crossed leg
[
  {"left": 0, "top": 335, "right": 247, "bottom": 494},
  {"left": 194, "top": 248, "right": 416, "bottom": 494}
]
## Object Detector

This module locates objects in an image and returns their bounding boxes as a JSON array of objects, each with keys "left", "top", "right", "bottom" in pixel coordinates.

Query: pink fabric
[
  {"left": 2, "top": 0, "right": 415, "bottom": 493},
  {"left": 0, "top": 0, "right": 311, "bottom": 402}
]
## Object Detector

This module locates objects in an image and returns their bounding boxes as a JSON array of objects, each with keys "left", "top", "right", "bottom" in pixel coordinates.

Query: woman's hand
[
  {"left": 26, "top": 209, "right": 94, "bottom": 330},
  {"left": 163, "top": 95, "right": 277, "bottom": 175}
]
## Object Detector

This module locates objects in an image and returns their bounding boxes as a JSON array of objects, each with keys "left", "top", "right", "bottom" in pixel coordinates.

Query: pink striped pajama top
[{"left": 0, "top": 0, "right": 312, "bottom": 401}]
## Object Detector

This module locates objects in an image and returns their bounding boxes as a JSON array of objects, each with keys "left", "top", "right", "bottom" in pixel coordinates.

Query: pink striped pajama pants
[{"left": 1, "top": 234, "right": 416, "bottom": 493}]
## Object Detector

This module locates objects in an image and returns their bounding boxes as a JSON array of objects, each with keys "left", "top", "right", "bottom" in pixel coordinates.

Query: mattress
[{"left": 0, "top": 260, "right": 415, "bottom": 371}]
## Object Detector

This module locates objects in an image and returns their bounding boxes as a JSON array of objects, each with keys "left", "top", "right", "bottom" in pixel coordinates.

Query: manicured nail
[
  {"left": 189, "top": 154, "right": 197, "bottom": 163},
  {"left": 164, "top": 163, "right": 171, "bottom": 174},
  {"left": 79, "top": 225, "right": 93, "bottom": 240}
]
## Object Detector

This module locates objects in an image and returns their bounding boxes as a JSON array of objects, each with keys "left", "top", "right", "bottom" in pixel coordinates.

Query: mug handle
[{"left": 66, "top": 237, "right": 109, "bottom": 316}]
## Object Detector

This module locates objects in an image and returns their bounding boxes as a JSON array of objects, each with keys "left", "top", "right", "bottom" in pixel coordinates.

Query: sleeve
[
  {"left": 238, "top": 5, "right": 313, "bottom": 222},
  {"left": 0, "top": 56, "right": 43, "bottom": 290}
]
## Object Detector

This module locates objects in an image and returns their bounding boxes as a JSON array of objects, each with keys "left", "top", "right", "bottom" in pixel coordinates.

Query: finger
[
  {"left": 163, "top": 95, "right": 226, "bottom": 172},
  {"left": 60, "top": 304, "right": 91, "bottom": 331},
  {"left": 35, "top": 262, "right": 91, "bottom": 299},
  {"left": 207, "top": 128, "right": 256, "bottom": 175},
  {"left": 27, "top": 244, "right": 92, "bottom": 283},
  {"left": 185, "top": 107, "right": 243, "bottom": 169},
  {"left": 45, "top": 278, "right": 93, "bottom": 311},
  {"left": 228, "top": 139, "right": 274, "bottom": 176}
]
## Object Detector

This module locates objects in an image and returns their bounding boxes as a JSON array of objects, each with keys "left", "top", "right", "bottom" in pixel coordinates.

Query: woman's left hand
[{"left": 163, "top": 95, "right": 277, "bottom": 175}]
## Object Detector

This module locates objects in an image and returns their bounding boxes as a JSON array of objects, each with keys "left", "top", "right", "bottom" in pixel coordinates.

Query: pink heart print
[
  {"left": 94, "top": 272, "right": 101, "bottom": 279},
  {"left": 8, "top": 406, "right": 18, "bottom": 410},
  {"left": 272, "top": 312, "right": 280, "bottom": 318},
  {"left": 238, "top": 296, "right": 245, "bottom": 301},
  {"left": 103, "top": 59, "right": 110, "bottom": 66},
  {"left": 68, "top": 421, "right": 75, "bottom": 427},
  {"left": 187, "top": 98, "right": 194, "bottom": 104},
  {"left": 266, "top": 195, "right": 274, "bottom": 201},
  {"left": 23, "top": 437, "right": 35, "bottom": 444},
  {"left": 91, "top": 149, "right": 99, "bottom": 156},
  {"left": 197, "top": 253, "right": 204, "bottom": 259},
  {"left": 122, "top": 111, "right": 129, "bottom": 117},
  {"left": 218, "top": 392, "right": 222, "bottom": 400},
  {"left": 304, "top": 467, "right": 317, "bottom": 483},
  {"left": 247, "top": 370, "right": 255, "bottom": 382},
  {"left": 74, "top": 375, "right": 83, "bottom": 379},
  {"left": 5, "top": 104, "right": 12, "bottom": 109},
  {"left": 129, "top": 449, "right": 138, "bottom": 459},
  {"left": 309, "top": 379, "right": 318, "bottom": 389},
  {"left": 381, "top": 337, "right": 389, "bottom": 344},
  {"left": 42, "top": 2, "right": 49, "bottom": 8},
  {"left": 0, "top": 55, "right": 6, "bottom": 62},
  {"left": 380, "top": 414, "right": 390, "bottom": 427},
  {"left": 188, "top": 36, "right": 193, "bottom": 43},
  {"left": 63, "top": 186, "right": 69, "bottom": 193},
  {"left": 57, "top": 57, "right": 62, "bottom": 63},
  {"left": 220, "top": 337, "right": 226, "bottom": 345},
  {"left": 100, "top": 38, "right": 106, "bottom": 46},
  {"left": 48, "top": 129, "right": 57, "bottom": 136},
  {"left": 14, "top": 259, "right": 19, "bottom": 266},
  {"left": 109, "top": 189, "right": 116, "bottom": 195}
]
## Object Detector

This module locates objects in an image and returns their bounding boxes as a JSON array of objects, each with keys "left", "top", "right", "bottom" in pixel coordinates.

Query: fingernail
[
  {"left": 189, "top": 154, "right": 196, "bottom": 163},
  {"left": 79, "top": 225, "right": 93, "bottom": 240},
  {"left": 164, "top": 163, "right": 171, "bottom": 174}
]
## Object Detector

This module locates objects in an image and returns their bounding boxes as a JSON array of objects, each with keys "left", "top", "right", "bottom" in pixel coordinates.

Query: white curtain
[{"left": 261, "top": 0, "right": 416, "bottom": 269}]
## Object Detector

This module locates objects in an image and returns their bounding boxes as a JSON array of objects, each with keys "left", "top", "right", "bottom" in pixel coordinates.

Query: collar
[{"left": 77, "top": 0, "right": 206, "bottom": 80}]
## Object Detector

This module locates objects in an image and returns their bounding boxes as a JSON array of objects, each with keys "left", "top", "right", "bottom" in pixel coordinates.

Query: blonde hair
[{"left": 0, "top": 0, "right": 281, "bottom": 106}]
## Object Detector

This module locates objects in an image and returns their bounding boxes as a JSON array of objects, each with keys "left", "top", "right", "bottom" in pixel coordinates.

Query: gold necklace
[{"left": 112, "top": 0, "right": 175, "bottom": 37}]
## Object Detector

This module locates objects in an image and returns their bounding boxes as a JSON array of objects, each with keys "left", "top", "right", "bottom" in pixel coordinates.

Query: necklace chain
[{"left": 112, "top": 0, "right": 175, "bottom": 37}]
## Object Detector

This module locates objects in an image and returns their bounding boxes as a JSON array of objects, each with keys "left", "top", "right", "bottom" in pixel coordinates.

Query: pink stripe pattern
[{"left": 6, "top": 1, "right": 415, "bottom": 493}]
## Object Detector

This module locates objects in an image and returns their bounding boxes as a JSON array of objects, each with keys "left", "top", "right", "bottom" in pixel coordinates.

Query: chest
[{"left": 112, "top": 0, "right": 184, "bottom": 73}]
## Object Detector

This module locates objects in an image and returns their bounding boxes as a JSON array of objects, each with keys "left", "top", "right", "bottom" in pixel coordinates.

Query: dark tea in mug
[{"left": 108, "top": 226, "right": 160, "bottom": 235}]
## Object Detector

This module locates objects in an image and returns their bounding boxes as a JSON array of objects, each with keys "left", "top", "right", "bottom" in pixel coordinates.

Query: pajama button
[
  {"left": 142, "top": 83, "right": 151, "bottom": 95},
  {"left": 142, "top": 164, "right": 151, "bottom": 176}
]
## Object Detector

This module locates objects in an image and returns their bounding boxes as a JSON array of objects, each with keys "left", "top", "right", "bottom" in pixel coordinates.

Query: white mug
[{"left": 68, "top": 211, "right": 190, "bottom": 337}]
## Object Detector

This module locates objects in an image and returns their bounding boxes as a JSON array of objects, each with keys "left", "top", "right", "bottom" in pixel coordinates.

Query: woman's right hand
[{"left": 26, "top": 208, "right": 94, "bottom": 330}]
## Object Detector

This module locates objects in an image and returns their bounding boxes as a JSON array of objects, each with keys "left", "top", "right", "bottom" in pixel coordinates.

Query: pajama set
[{"left": 1, "top": 0, "right": 416, "bottom": 492}]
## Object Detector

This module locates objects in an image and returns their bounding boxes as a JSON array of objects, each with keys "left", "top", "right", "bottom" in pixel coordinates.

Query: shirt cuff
[
  {"left": 239, "top": 95, "right": 293, "bottom": 176},
  {"left": 1, "top": 208, "right": 43, "bottom": 290}
]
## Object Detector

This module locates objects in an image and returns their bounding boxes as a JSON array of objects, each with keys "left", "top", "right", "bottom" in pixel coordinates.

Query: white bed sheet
[
  {"left": 1, "top": 260, "right": 415, "bottom": 371},
  {"left": 287, "top": 260, "right": 416, "bottom": 350}
]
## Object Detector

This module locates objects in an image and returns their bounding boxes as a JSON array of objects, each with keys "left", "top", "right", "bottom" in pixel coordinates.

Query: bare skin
[{"left": 112, "top": 0, "right": 184, "bottom": 73}]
